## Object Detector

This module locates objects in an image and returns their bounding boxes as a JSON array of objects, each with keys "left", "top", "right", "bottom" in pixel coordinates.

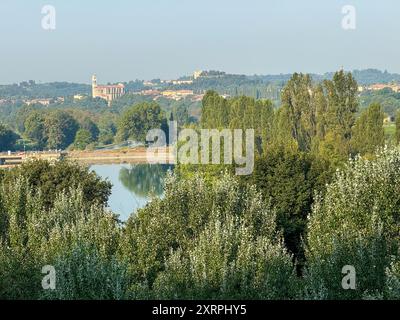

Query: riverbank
[
  {"left": 68, "top": 147, "right": 173, "bottom": 164},
  {"left": 0, "top": 147, "right": 173, "bottom": 167}
]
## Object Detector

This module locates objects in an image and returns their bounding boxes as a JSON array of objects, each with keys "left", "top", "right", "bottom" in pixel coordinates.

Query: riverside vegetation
[{"left": 0, "top": 71, "right": 399, "bottom": 300}]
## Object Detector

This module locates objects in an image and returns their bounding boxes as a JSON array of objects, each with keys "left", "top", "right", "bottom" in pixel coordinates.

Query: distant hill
[
  {"left": 254, "top": 69, "right": 400, "bottom": 85},
  {"left": 0, "top": 81, "right": 90, "bottom": 99},
  {"left": 2, "top": 69, "right": 400, "bottom": 100},
  {"left": 323, "top": 69, "right": 400, "bottom": 85}
]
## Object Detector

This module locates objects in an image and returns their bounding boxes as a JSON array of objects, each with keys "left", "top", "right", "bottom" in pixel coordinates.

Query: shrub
[
  {"left": 0, "top": 178, "right": 121, "bottom": 299},
  {"left": 40, "top": 244, "right": 130, "bottom": 300},
  {"left": 1, "top": 160, "right": 112, "bottom": 209},
  {"left": 385, "top": 258, "right": 400, "bottom": 300},
  {"left": 305, "top": 147, "right": 400, "bottom": 299},
  {"left": 153, "top": 217, "right": 298, "bottom": 299},
  {"left": 122, "top": 173, "right": 298, "bottom": 299}
]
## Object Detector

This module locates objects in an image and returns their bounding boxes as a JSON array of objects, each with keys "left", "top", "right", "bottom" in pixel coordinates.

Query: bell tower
[{"left": 92, "top": 74, "right": 97, "bottom": 97}]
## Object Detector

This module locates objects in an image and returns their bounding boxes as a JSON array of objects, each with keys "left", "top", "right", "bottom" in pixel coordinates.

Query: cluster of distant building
[
  {"left": 358, "top": 83, "right": 400, "bottom": 93},
  {"left": 91, "top": 75, "right": 126, "bottom": 106},
  {"left": 0, "top": 71, "right": 228, "bottom": 108},
  {"left": 134, "top": 89, "right": 204, "bottom": 102},
  {"left": 23, "top": 97, "right": 65, "bottom": 106},
  {"left": 91, "top": 71, "right": 216, "bottom": 104}
]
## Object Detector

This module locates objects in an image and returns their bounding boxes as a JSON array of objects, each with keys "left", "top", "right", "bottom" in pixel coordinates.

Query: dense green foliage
[
  {"left": 3, "top": 69, "right": 400, "bottom": 152},
  {"left": 198, "top": 71, "right": 366, "bottom": 264},
  {"left": 1, "top": 147, "right": 399, "bottom": 299},
  {"left": 44, "top": 111, "right": 80, "bottom": 149},
  {"left": 306, "top": 147, "right": 400, "bottom": 299},
  {"left": 1, "top": 93, "right": 197, "bottom": 151},
  {"left": 201, "top": 71, "right": 362, "bottom": 162},
  {"left": 351, "top": 103, "right": 385, "bottom": 155},
  {"left": 0, "top": 123, "right": 19, "bottom": 151},
  {"left": 117, "top": 102, "right": 167, "bottom": 143},
  {"left": 73, "top": 129, "right": 94, "bottom": 150},
  {"left": 0, "top": 184, "right": 121, "bottom": 299},
  {"left": 121, "top": 174, "right": 297, "bottom": 299},
  {"left": 396, "top": 110, "right": 400, "bottom": 144},
  {"left": 250, "top": 148, "right": 333, "bottom": 263},
  {"left": 18, "top": 109, "right": 80, "bottom": 150},
  {"left": 0, "top": 166, "right": 298, "bottom": 300},
  {"left": 359, "top": 88, "right": 400, "bottom": 117},
  {"left": 0, "top": 160, "right": 111, "bottom": 209}
]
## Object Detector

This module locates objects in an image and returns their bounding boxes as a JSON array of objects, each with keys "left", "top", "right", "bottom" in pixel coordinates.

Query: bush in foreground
[{"left": 305, "top": 147, "right": 400, "bottom": 299}]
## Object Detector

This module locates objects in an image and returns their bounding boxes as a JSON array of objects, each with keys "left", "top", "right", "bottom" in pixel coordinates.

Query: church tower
[
  {"left": 92, "top": 74, "right": 97, "bottom": 97},
  {"left": 91, "top": 74, "right": 125, "bottom": 106}
]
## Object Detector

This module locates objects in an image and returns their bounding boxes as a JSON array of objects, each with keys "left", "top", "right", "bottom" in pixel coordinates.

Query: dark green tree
[
  {"left": 23, "top": 111, "right": 47, "bottom": 149},
  {"left": 79, "top": 117, "right": 100, "bottom": 141},
  {"left": 117, "top": 102, "right": 166, "bottom": 143},
  {"left": 319, "top": 70, "right": 359, "bottom": 159},
  {"left": 74, "top": 129, "right": 93, "bottom": 150},
  {"left": 281, "top": 73, "right": 316, "bottom": 152},
  {"left": 44, "top": 111, "right": 79, "bottom": 149},
  {"left": 0, "top": 123, "right": 19, "bottom": 151},
  {"left": 2, "top": 160, "right": 112, "bottom": 209},
  {"left": 251, "top": 147, "right": 334, "bottom": 265},
  {"left": 98, "top": 113, "right": 118, "bottom": 145}
]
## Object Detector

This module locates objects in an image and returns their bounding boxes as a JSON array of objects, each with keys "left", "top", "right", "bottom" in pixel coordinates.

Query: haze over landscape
[{"left": 1, "top": 0, "right": 400, "bottom": 83}]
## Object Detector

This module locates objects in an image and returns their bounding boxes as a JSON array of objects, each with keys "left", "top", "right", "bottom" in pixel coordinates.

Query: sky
[{"left": 0, "top": 0, "right": 399, "bottom": 84}]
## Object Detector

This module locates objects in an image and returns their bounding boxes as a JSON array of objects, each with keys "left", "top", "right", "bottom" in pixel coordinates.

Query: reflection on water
[
  {"left": 119, "top": 164, "right": 169, "bottom": 197},
  {"left": 90, "top": 164, "right": 172, "bottom": 221}
]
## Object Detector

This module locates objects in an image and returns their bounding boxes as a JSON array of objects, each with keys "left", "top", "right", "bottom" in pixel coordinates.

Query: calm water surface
[{"left": 90, "top": 164, "right": 172, "bottom": 221}]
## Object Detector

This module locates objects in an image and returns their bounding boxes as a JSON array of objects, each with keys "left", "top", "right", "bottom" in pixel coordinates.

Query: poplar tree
[
  {"left": 351, "top": 103, "right": 385, "bottom": 156},
  {"left": 320, "top": 70, "right": 359, "bottom": 158},
  {"left": 281, "top": 73, "right": 316, "bottom": 152},
  {"left": 396, "top": 110, "right": 400, "bottom": 144}
]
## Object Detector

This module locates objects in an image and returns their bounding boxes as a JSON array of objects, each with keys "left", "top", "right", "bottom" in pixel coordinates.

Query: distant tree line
[
  {"left": 359, "top": 87, "right": 400, "bottom": 117},
  {"left": 0, "top": 81, "right": 90, "bottom": 99}
]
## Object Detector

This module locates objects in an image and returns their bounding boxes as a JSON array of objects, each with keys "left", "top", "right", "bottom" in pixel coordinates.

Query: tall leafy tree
[
  {"left": 98, "top": 113, "right": 118, "bottom": 145},
  {"left": 306, "top": 147, "right": 400, "bottom": 299},
  {"left": 117, "top": 102, "right": 166, "bottom": 143},
  {"left": 351, "top": 103, "right": 385, "bottom": 155},
  {"left": 270, "top": 105, "right": 298, "bottom": 153},
  {"left": 201, "top": 90, "right": 275, "bottom": 155},
  {"left": 79, "top": 117, "right": 99, "bottom": 142},
  {"left": 201, "top": 90, "right": 229, "bottom": 128},
  {"left": 319, "top": 70, "right": 359, "bottom": 159},
  {"left": 74, "top": 129, "right": 93, "bottom": 150},
  {"left": 44, "top": 111, "right": 79, "bottom": 149},
  {"left": 281, "top": 73, "right": 316, "bottom": 152},
  {"left": 396, "top": 110, "right": 400, "bottom": 145},
  {"left": 24, "top": 111, "right": 47, "bottom": 149},
  {"left": 0, "top": 123, "right": 19, "bottom": 151}
]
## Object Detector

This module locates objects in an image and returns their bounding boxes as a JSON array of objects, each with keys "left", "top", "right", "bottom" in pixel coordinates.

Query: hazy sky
[{"left": 0, "top": 0, "right": 399, "bottom": 84}]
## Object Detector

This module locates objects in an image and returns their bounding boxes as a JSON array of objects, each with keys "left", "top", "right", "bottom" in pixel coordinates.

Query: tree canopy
[
  {"left": 117, "top": 102, "right": 167, "bottom": 143},
  {"left": 0, "top": 123, "right": 19, "bottom": 151}
]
